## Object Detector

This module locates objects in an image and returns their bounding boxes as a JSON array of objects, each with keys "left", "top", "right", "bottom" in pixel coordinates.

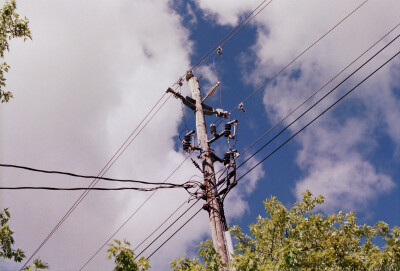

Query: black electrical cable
[
  {"left": 218, "top": 0, "right": 273, "bottom": 49},
  {"left": 74, "top": 2, "right": 369, "bottom": 268},
  {"left": 79, "top": 154, "right": 192, "bottom": 270},
  {"left": 147, "top": 207, "right": 203, "bottom": 260},
  {"left": 191, "top": 0, "right": 273, "bottom": 71},
  {"left": 0, "top": 163, "right": 188, "bottom": 187},
  {"left": 0, "top": 186, "right": 190, "bottom": 191},
  {"left": 132, "top": 200, "right": 188, "bottom": 253},
  {"left": 20, "top": 93, "right": 172, "bottom": 270},
  {"left": 137, "top": 24, "right": 399, "bottom": 262},
  {"left": 30, "top": 2, "right": 294, "bottom": 268},
  {"left": 211, "top": 0, "right": 370, "bottom": 130},
  {"left": 236, "top": 33, "right": 400, "bottom": 171},
  {"left": 229, "top": 0, "right": 369, "bottom": 114},
  {"left": 235, "top": 49, "right": 400, "bottom": 188},
  {"left": 172, "top": 50, "right": 400, "bottom": 249},
  {"left": 139, "top": 168, "right": 232, "bottom": 260},
  {"left": 235, "top": 24, "right": 399, "bottom": 162},
  {"left": 135, "top": 199, "right": 200, "bottom": 260}
]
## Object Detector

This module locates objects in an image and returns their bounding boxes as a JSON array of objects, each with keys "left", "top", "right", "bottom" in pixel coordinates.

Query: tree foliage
[
  {"left": 0, "top": 208, "right": 24, "bottom": 262},
  {"left": 170, "top": 240, "right": 226, "bottom": 271},
  {"left": 1, "top": 208, "right": 48, "bottom": 270},
  {"left": 108, "top": 239, "right": 150, "bottom": 271},
  {"left": 0, "top": 0, "right": 31, "bottom": 103},
  {"left": 23, "top": 258, "right": 49, "bottom": 271},
  {"left": 171, "top": 191, "right": 400, "bottom": 270}
]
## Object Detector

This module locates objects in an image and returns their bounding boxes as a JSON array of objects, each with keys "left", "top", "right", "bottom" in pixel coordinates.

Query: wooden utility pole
[{"left": 186, "top": 71, "right": 230, "bottom": 265}]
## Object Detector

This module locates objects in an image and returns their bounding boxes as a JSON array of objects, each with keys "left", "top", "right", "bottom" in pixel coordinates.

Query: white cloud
[
  {"left": 193, "top": 0, "right": 400, "bottom": 213},
  {"left": 0, "top": 0, "right": 213, "bottom": 270},
  {"left": 186, "top": 3, "right": 198, "bottom": 25},
  {"left": 294, "top": 156, "right": 394, "bottom": 213},
  {"left": 193, "top": 0, "right": 261, "bottom": 25},
  {"left": 224, "top": 156, "right": 265, "bottom": 220}
]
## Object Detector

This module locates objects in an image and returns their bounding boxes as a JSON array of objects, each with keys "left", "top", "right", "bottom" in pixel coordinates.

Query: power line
[
  {"left": 132, "top": 200, "right": 188, "bottom": 252},
  {"left": 79, "top": 154, "right": 192, "bottom": 270},
  {"left": 72, "top": 1, "right": 373, "bottom": 267},
  {"left": 138, "top": 168, "right": 231, "bottom": 259},
  {"left": 78, "top": 1, "right": 279, "bottom": 265},
  {"left": 191, "top": 0, "right": 274, "bottom": 71},
  {"left": 235, "top": 24, "right": 399, "bottom": 161},
  {"left": 230, "top": 0, "right": 369, "bottom": 113},
  {"left": 237, "top": 30, "right": 400, "bottom": 170},
  {"left": 0, "top": 186, "right": 190, "bottom": 191},
  {"left": 135, "top": 199, "right": 200, "bottom": 259},
  {"left": 147, "top": 207, "right": 203, "bottom": 260},
  {"left": 132, "top": 21, "right": 400, "bottom": 264},
  {"left": 147, "top": 49, "right": 400, "bottom": 259},
  {"left": 236, "top": 49, "right": 400, "bottom": 184},
  {"left": 218, "top": 0, "right": 273, "bottom": 48},
  {"left": 0, "top": 163, "right": 189, "bottom": 187},
  {"left": 20, "top": 92, "right": 172, "bottom": 270},
  {"left": 22, "top": 2, "right": 288, "bottom": 267}
]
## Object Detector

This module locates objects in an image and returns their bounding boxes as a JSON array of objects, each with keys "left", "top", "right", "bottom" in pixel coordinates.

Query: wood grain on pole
[{"left": 187, "top": 74, "right": 230, "bottom": 265}]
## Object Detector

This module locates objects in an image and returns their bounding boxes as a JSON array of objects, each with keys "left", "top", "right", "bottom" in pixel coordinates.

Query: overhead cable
[
  {"left": 237, "top": 33, "right": 400, "bottom": 171},
  {"left": 147, "top": 207, "right": 203, "bottom": 260},
  {"left": 0, "top": 186, "right": 191, "bottom": 191},
  {"left": 230, "top": 0, "right": 369, "bottom": 113},
  {"left": 135, "top": 199, "right": 200, "bottom": 259},
  {"left": 235, "top": 24, "right": 399, "bottom": 161},
  {"left": 79, "top": 154, "right": 192, "bottom": 270},
  {"left": 0, "top": 163, "right": 188, "bottom": 187},
  {"left": 74, "top": 1, "right": 367, "bottom": 268},
  {"left": 237, "top": 49, "right": 400, "bottom": 184},
  {"left": 191, "top": 0, "right": 274, "bottom": 71},
  {"left": 151, "top": 50, "right": 400, "bottom": 258},
  {"left": 131, "top": 200, "right": 188, "bottom": 253},
  {"left": 20, "top": 92, "right": 172, "bottom": 270}
]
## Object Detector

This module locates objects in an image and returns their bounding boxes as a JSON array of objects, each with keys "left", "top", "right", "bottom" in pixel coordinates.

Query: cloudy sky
[{"left": 1, "top": 0, "right": 399, "bottom": 270}]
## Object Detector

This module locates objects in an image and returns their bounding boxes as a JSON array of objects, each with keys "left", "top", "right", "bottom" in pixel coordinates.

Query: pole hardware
[
  {"left": 167, "top": 87, "right": 228, "bottom": 118},
  {"left": 191, "top": 158, "right": 203, "bottom": 173},
  {"left": 182, "top": 130, "right": 201, "bottom": 152},
  {"left": 214, "top": 108, "right": 229, "bottom": 118},
  {"left": 225, "top": 120, "right": 238, "bottom": 142},
  {"left": 210, "top": 123, "right": 217, "bottom": 135},
  {"left": 202, "top": 81, "right": 221, "bottom": 103},
  {"left": 223, "top": 149, "right": 238, "bottom": 168},
  {"left": 238, "top": 102, "right": 246, "bottom": 112},
  {"left": 208, "top": 120, "right": 238, "bottom": 144}
]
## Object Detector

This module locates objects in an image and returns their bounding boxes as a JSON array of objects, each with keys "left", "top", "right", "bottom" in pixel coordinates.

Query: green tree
[
  {"left": 0, "top": 208, "right": 48, "bottom": 270},
  {"left": 0, "top": 0, "right": 31, "bottom": 103},
  {"left": 23, "top": 258, "right": 49, "bottom": 271},
  {"left": 170, "top": 240, "right": 226, "bottom": 271},
  {"left": 108, "top": 239, "right": 150, "bottom": 271},
  {"left": 0, "top": 208, "right": 24, "bottom": 262},
  {"left": 171, "top": 191, "right": 400, "bottom": 270}
]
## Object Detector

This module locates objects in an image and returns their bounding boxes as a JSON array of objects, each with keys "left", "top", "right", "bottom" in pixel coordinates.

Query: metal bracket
[{"left": 238, "top": 102, "right": 246, "bottom": 112}]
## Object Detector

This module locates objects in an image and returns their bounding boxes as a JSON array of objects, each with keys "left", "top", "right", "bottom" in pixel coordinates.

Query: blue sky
[
  {"left": 178, "top": 0, "right": 399, "bottom": 228},
  {"left": 0, "top": 0, "right": 399, "bottom": 270}
]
